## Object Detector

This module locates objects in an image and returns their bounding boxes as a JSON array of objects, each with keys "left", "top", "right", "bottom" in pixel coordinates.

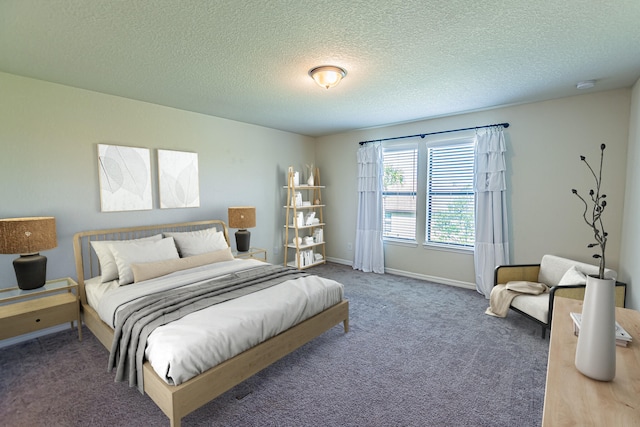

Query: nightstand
[
  {"left": 233, "top": 247, "right": 267, "bottom": 262},
  {"left": 0, "top": 277, "right": 82, "bottom": 341}
]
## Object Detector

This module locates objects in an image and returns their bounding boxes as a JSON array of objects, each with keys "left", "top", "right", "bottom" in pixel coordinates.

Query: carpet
[{"left": 0, "top": 262, "right": 548, "bottom": 426}]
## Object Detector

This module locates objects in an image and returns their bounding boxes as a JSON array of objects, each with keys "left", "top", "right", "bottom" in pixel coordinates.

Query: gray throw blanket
[{"left": 108, "top": 264, "right": 308, "bottom": 392}]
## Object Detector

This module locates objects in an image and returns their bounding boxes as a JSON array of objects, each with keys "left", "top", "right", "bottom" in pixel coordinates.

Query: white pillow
[
  {"left": 558, "top": 266, "right": 587, "bottom": 286},
  {"left": 164, "top": 228, "right": 228, "bottom": 257},
  {"left": 91, "top": 234, "right": 163, "bottom": 282},
  {"left": 110, "top": 237, "right": 180, "bottom": 286}
]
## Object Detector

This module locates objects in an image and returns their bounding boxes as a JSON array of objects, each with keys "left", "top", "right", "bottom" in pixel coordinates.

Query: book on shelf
[{"left": 569, "top": 312, "right": 632, "bottom": 347}]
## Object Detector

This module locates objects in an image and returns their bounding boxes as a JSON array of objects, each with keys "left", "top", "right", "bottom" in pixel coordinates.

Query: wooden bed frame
[{"left": 73, "top": 219, "right": 349, "bottom": 427}]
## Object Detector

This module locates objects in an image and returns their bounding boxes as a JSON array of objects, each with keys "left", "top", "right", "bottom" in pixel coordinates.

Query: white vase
[
  {"left": 574, "top": 275, "right": 616, "bottom": 381},
  {"left": 307, "top": 174, "right": 314, "bottom": 186}
]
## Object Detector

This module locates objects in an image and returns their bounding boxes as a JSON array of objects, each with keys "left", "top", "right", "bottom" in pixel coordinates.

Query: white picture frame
[
  {"left": 157, "top": 149, "right": 200, "bottom": 209},
  {"left": 97, "top": 144, "right": 152, "bottom": 212}
]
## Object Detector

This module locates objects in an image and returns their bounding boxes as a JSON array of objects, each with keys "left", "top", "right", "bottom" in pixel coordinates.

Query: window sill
[
  {"left": 383, "top": 238, "right": 418, "bottom": 248},
  {"left": 422, "top": 242, "right": 473, "bottom": 255}
]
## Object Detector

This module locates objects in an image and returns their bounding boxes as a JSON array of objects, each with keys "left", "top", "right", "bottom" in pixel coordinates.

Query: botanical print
[
  {"left": 97, "top": 144, "right": 152, "bottom": 212},
  {"left": 158, "top": 149, "right": 200, "bottom": 208}
]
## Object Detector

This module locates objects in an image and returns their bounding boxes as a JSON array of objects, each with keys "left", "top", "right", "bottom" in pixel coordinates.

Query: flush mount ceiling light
[
  {"left": 309, "top": 65, "right": 347, "bottom": 89},
  {"left": 576, "top": 80, "right": 596, "bottom": 90}
]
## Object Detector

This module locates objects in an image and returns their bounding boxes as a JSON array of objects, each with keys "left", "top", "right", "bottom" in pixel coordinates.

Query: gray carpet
[{"left": 1, "top": 262, "right": 549, "bottom": 426}]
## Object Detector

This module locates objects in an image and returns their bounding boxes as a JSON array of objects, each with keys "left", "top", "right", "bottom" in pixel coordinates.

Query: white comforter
[{"left": 94, "top": 259, "right": 344, "bottom": 386}]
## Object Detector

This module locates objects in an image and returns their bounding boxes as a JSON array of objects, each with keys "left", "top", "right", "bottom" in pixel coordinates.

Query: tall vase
[{"left": 574, "top": 275, "right": 616, "bottom": 381}]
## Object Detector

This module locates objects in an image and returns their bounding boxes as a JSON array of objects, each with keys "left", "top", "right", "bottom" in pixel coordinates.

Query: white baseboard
[
  {"left": 383, "top": 267, "right": 476, "bottom": 290},
  {"left": 325, "top": 256, "right": 352, "bottom": 266},
  {"left": 325, "top": 256, "right": 476, "bottom": 291}
]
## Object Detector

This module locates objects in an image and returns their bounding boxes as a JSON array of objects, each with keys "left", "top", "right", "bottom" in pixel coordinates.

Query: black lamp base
[
  {"left": 14, "top": 254, "right": 47, "bottom": 290},
  {"left": 235, "top": 229, "right": 251, "bottom": 252}
]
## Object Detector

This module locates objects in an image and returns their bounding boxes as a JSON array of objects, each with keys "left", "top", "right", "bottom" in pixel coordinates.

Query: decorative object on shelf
[
  {"left": 0, "top": 217, "right": 57, "bottom": 290},
  {"left": 293, "top": 237, "right": 302, "bottom": 246},
  {"left": 305, "top": 163, "right": 315, "bottom": 186},
  {"left": 287, "top": 167, "right": 300, "bottom": 187},
  {"left": 308, "top": 65, "right": 347, "bottom": 89},
  {"left": 572, "top": 144, "right": 616, "bottom": 381},
  {"left": 305, "top": 212, "right": 316, "bottom": 226},
  {"left": 228, "top": 206, "right": 256, "bottom": 252},
  {"left": 301, "top": 249, "right": 315, "bottom": 267},
  {"left": 304, "top": 236, "right": 314, "bottom": 246}
]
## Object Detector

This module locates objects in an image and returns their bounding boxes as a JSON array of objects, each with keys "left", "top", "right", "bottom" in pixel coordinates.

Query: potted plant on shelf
[{"left": 571, "top": 143, "right": 616, "bottom": 381}]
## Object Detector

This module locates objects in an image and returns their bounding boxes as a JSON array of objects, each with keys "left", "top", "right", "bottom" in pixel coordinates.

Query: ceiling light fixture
[
  {"left": 309, "top": 65, "right": 347, "bottom": 89},
  {"left": 576, "top": 80, "right": 596, "bottom": 90}
]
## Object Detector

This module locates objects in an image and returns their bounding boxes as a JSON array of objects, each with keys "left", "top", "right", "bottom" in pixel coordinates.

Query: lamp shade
[
  {"left": 0, "top": 217, "right": 57, "bottom": 255},
  {"left": 228, "top": 207, "right": 256, "bottom": 230}
]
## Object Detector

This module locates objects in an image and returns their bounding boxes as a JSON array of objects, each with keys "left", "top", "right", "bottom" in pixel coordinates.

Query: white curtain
[
  {"left": 474, "top": 127, "right": 509, "bottom": 297},
  {"left": 353, "top": 143, "right": 385, "bottom": 274}
]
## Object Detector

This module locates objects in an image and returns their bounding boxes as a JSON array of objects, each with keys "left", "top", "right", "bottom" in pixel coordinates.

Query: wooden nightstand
[
  {"left": 0, "top": 277, "right": 82, "bottom": 341},
  {"left": 233, "top": 247, "right": 267, "bottom": 262}
]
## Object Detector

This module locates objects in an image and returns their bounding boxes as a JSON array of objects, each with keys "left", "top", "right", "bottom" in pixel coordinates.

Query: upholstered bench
[{"left": 494, "top": 254, "right": 626, "bottom": 338}]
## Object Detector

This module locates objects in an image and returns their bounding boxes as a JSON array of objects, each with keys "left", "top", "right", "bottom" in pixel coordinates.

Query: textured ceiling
[{"left": 1, "top": 1, "right": 639, "bottom": 137}]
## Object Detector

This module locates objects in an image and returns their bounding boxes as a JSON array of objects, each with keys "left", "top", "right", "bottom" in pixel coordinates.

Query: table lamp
[
  {"left": 228, "top": 206, "right": 256, "bottom": 252},
  {"left": 0, "top": 217, "right": 57, "bottom": 290}
]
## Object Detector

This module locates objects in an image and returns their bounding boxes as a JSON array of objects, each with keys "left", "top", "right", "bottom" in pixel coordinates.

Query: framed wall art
[
  {"left": 97, "top": 144, "right": 152, "bottom": 212},
  {"left": 157, "top": 149, "right": 200, "bottom": 209}
]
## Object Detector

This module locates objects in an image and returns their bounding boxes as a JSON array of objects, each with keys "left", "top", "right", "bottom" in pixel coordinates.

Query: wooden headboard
[{"left": 72, "top": 219, "right": 229, "bottom": 305}]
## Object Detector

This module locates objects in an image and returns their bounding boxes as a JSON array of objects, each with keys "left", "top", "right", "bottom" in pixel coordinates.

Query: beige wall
[
  {"left": 0, "top": 72, "right": 316, "bottom": 287},
  {"left": 1, "top": 71, "right": 636, "bottom": 309},
  {"left": 620, "top": 78, "right": 640, "bottom": 310},
  {"left": 317, "top": 89, "right": 631, "bottom": 291}
]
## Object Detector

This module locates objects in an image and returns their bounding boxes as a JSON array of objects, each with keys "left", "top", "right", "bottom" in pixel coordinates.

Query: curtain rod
[{"left": 358, "top": 122, "right": 509, "bottom": 145}]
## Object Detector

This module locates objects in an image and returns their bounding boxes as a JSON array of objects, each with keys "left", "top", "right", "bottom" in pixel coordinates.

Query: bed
[{"left": 73, "top": 219, "right": 349, "bottom": 427}]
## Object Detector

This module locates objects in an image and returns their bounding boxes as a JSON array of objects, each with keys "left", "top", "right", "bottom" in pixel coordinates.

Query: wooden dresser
[{"left": 542, "top": 297, "right": 640, "bottom": 425}]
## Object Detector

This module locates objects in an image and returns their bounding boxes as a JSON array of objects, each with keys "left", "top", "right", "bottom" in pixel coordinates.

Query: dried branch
[{"left": 571, "top": 144, "right": 607, "bottom": 278}]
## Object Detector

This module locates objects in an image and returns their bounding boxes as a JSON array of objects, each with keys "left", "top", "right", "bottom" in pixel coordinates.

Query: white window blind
[
  {"left": 382, "top": 146, "right": 417, "bottom": 240},
  {"left": 426, "top": 142, "right": 475, "bottom": 247}
]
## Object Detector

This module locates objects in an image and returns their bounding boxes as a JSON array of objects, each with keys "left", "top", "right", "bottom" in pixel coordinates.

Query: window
[
  {"left": 382, "top": 138, "right": 475, "bottom": 249},
  {"left": 382, "top": 146, "right": 417, "bottom": 240},
  {"left": 426, "top": 142, "right": 475, "bottom": 248}
]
